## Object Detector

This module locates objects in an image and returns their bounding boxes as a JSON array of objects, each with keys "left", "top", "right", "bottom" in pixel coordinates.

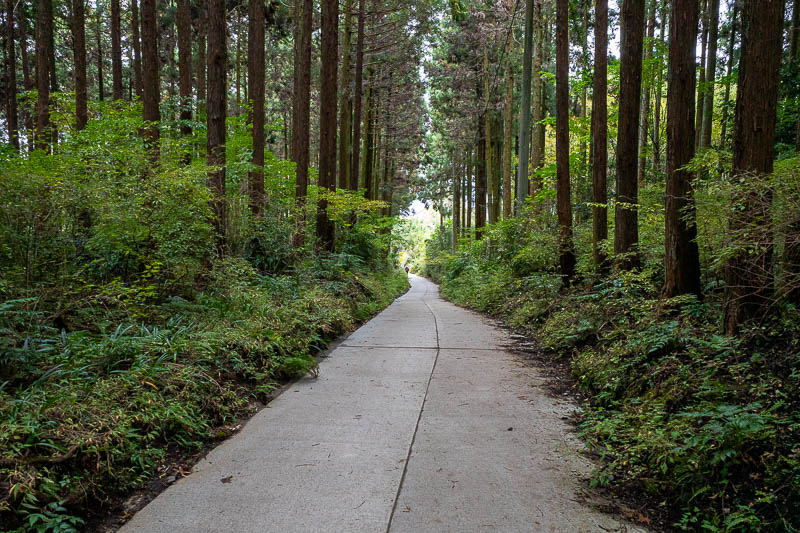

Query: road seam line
[{"left": 385, "top": 289, "right": 441, "bottom": 533}]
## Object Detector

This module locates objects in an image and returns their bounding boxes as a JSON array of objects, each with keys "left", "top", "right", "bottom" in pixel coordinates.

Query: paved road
[{"left": 120, "top": 275, "right": 646, "bottom": 533}]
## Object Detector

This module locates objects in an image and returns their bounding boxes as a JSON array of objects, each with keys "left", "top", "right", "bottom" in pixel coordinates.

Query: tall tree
[
  {"left": 592, "top": 0, "right": 608, "bottom": 270},
  {"left": 614, "top": 0, "right": 646, "bottom": 269},
  {"left": 515, "top": 0, "right": 534, "bottom": 213},
  {"left": 207, "top": 0, "right": 226, "bottom": 253},
  {"left": 141, "top": 0, "right": 159, "bottom": 159},
  {"left": 35, "top": 0, "right": 52, "bottom": 151},
  {"left": 17, "top": 2, "right": 33, "bottom": 150},
  {"left": 292, "top": 0, "right": 312, "bottom": 243},
  {"left": 110, "top": 0, "right": 123, "bottom": 100},
  {"left": 475, "top": 108, "right": 486, "bottom": 239},
  {"left": 700, "top": 0, "right": 720, "bottom": 148},
  {"left": 338, "top": 0, "right": 354, "bottom": 190},
  {"left": 723, "top": 0, "right": 783, "bottom": 333},
  {"left": 131, "top": 0, "right": 142, "bottom": 97},
  {"left": 195, "top": 4, "right": 206, "bottom": 113},
  {"left": 502, "top": 39, "right": 512, "bottom": 219},
  {"left": 350, "top": 0, "right": 365, "bottom": 191},
  {"left": 72, "top": 0, "right": 88, "bottom": 131},
  {"left": 718, "top": 3, "right": 736, "bottom": 147},
  {"left": 530, "top": 0, "right": 544, "bottom": 198},
  {"left": 555, "top": 0, "right": 575, "bottom": 285},
  {"left": 637, "top": 6, "right": 655, "bottom": 186},
  {"left": 95, "top": 7, "right": 104, "bottom": 101},
  {"left": 316, "top": 0, "right": 338, "bottom": 251},
  {"left": 6, "top": 0, "right": 19, "bottom": 148},
  {"left": 664, "top": 0, "right": 701, "bottom": 298},
  {"left": 176, "top": 0, "right": 192, "bottom": 161},
  {"left": 248, "top": 0, "right": 265, "bottom": 215},
  {"left": 695, "top": 0, "right": 708, "bottom": 147},
  {"left": 483, "top": 46, "right": 495, "bottom": 224}
]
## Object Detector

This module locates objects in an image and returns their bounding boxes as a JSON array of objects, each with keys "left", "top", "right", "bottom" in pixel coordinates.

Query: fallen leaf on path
[{"left": 220, "top": 475, "right": 233, "bottom": 483}]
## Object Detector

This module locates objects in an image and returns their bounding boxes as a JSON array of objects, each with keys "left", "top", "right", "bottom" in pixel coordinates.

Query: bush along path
[
  {"left": 423, "top": 223, "right": 800, "bottom": 532},
  {"left": 0, "top": 258, "right": 409, "bottom": 532}
]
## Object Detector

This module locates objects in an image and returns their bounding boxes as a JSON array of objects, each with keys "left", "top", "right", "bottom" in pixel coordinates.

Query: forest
[{"left": 0, "top": 0, "right": 798, "bottom": 530}]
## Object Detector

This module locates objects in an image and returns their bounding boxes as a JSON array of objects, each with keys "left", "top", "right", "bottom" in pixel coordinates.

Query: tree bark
[
  {"left": 467, "top": 147, "right": 473, "bottom": 233},
  {"left": 483, "top": 46, "right": 495, "bottom": 225},
  {"left": 613, "top": 0, "right": 645, "bottom": 270},
  {"left": 718, "top": 4, "right": 736, "bottom": 148},
  {"left": 131, "top": 0, "right": 142, "bottom": 98},
  {"left": 502, "top": 38, "right": 512, "bottom": 219},
  {"left": 530, "top": 0, "right": 544, "bottom": 199},
  {"left": 515, "top": 0, "right": 534, "bottom": 213},
  {"left": 664, "top": 0, "right": 702, "bottom": 298},
  {"left": 16, "top": 2, "right": 33, "bottom": 150},
  {"left": 653, "top": 5, "right": 666, "bottom": 174},
  {"left": 362, "top": 71, "right": 374, "bottom": 199},
  {"left": 196, "top": 4, "right": 206, "bottom": 114},
  {"left": 316, "top": 0, "right": 338, "bottom": 251},
  {"left": 292, "top": 0, "right": 312, "bottom": 245},
  {"left": 96, "top": 9, "right": 104, "bottom": 101},
  {"left": 35, "top": 0, "right": 52, "bottom": 151},
  {"left": 72, "top": 0, "right": 87, "bottom": 131},
  {"left": 207, "top": 0, "right": 226, "bottom": 253},
  {"left": 695, "top": 0, "right": 708, "bottom": 148},
  {"left": 592, "top": 0, "right": 608, "bottom": 270},
  {"left": 111, "top": 0, "right": 123, "bottom": 100},
  {"left": 700, "top": 0, "right": 719, "bottom": 148},
  {"left": 792, "top": 0, "right": 800, "bottom": 61},
  {"left": 350, "top": 0, "right": 365, "bottom": 191},
  {"left": 338, "top": 0, "right": 353, "bottom": 190},
  {"left": 723, "top": 0, "right": 783, "bottom": 333},
  {"left": 6, "top": 0, "right": 19, "bottom": 148},
  {"left": 141, "top": 0, "right": 159, "bottom": 160},
  {"left": 637, "top": 7, "right": 655, "bottom": 186},
  {"left": 248, "top": 0, "right": 265, "bottom": 216},
  {"left": 475, "top": 110, "right": 486, "bottom": 239},
  {"left": 177, "top": 0, "right": 192, "bottom": 163},
  {"left": 556, "top": 0, "right": 575, "bottom": 285}
]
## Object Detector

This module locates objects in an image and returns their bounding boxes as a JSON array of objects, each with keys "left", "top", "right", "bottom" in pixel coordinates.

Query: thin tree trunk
[
  {"left": 592, "top": 0, "right": 608, "bottom": 270},
  {"left": 73, "top": 0, "right": 87, "bottom": 131},
  {"left": 6, "top": 0, "right": 19, "bottom": 148},
  {"left": 177, "top": 0, "right": 192, "bottom": 163},
  {"left": 695, "top": 0, "right": 708, "bottom": 148},
  {"left": 664, "top": 0, "right": 701, "bottom": 298},
  {"left": 483, "top": 46, "right": 495, "bottom": 224},
  {"left": 316, "top": 0, "right": 338, "bottom": 251},
  {"left": 700, "top": 0, "right": 719, "bottom": 148},
  {"left": 248, "top": 0, "right": 265, "bottom": 216},
  {"left": 718, "top": 4, "right": 737, "bottom": 148},
  {"left": 17, "top": 2, "right": 33, "bottom": 150},
  {"left": 207, "top": 0, "right": 226, "bottom": 254},
  {"left": 502, "top": 38, "right": 512, "bottom": 219},
  {"left": 556, "top": 0, "right": 575, "bottom": 285},
  {"left": 141, "top": 0, "right": 159, "bottom": 160},
  {"left": 96, "top": 9, "right": 103, "bottom": 101},
  {"left": 131, "top": 0, "right": 142, "bottom": 97},
  {"left": 235, "top": 6, "right": 242, "bottom": 113},
  {"left": 530, "top": 0, "right": 544, "bottom": 198},
  {"left": 613, "top": 0, "right": 645, "bottom": 270},
  {"left": 653, "top": 5, "right": 666, "bottom": 173},
  {"left": 111, "top": 0, "right": 123, "bottom": 99},
  {"left": 723, "top": 0, "right": 783, "bottom": 333},
  {"left": 453, "top": 154, "right": 460, "bottom": 249},
  {"left": 292, "top": 0, "right": 312, "bottom": 245},
  {"left": 362, "top": 71, "right": 374, "bottom": 199},
  {"left": 350, "top": 0, "right": 365, "bottom": 191},
  {"left": 35, "top": 0, "right": 51, "bottom": 151},
  {"left": 475, "top": 117, "right": 486, "bottom": 239},
  {"left": 196, "top": 5, "right": 206, "bottom": 115},
  {"left": 638, "top": 8, "right": 655, "bottom": 186},
  {"left": 338, "top": 0, "right": 353, "bottom": 190},
  {"left": 516, "top": 0, "right": 534, "bottom": 213},
  {"left": 792, "top": 0, "right": 800, "bottom": 61},
  {"left": 467, "top": 147, "right": 473, "bottom": 233}
]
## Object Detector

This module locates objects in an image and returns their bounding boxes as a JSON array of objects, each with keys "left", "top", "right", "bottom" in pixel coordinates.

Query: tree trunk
[
  {"left": 177, "top": 0, "right": 192, "bottom": 162},
  {"left": 17, "top": 2, "right": 33, "bottom": 150},
  {"left": 592, "top": 0, "right": 608, "bottom": 270},
  {"left": 96, "top": 9, "right": 103, "bottom": 101},
  {"left": 467, "top": 147, "right": 473, "bottom": 233},
  {"left": 141, "top": 0, "right": 159, "bottom": 160},
  {"left": 362, "top": 71, "right": 374, "bottom": 199},
  {"left": 653, "top": 5, "right": 666, "bottom": 174},
  {"left": 695, "top": 0, "right": 708, "bottom": 148},
  {"left": 503, "top": 39, "right": 513, "bottom": 219},
  {"left": 700, "top": 0, "right": 719, "bottom": 148},
  {"left": 530, "top": 0, "right": 544, "bottom": 198},
  {"left": 350, "top": 0, "right": 365, "bottom": 191},
  {"left": 556, "top": 0, "right": 575, "bottom": 285},
  {"left": 719, "top": 4, "right": 736, "bottom": 148},
  {"left": 664, "top": 0, "right": 702, "bottom": 298},
  {"left": 207, "top": 0, "right": 226, "bottom": 254},
  {"left": 111, "top": 0, "right": 123, "bottom": 100},
  {"left": 35, "top": 0, "right": 51, "bottom": 151},
  {"left": 131, "top": 0, "right": 142, "bottom": 98},
  {"left": 792, "top": 0, "right": 800, "bottom": 61},
  {"left": 613, "top": 0, "right": 645, "bottom": 270},
  {"left": 453, "top": 154, "right": 460, "bottom": 249},
  {"left": 475, "top": 111, "right": 486, "bottom": 239},
  {"left": 235, "top": 6, "right": 242, "bottom": 113},
  {"left": 637, "top": 8, "right": 655, "bottom": 186},
  {"left": 483, "top": 46, "right": 495, "bottom": 225},
  {"left": 6, "top": 0, "right": 19, "bottom": 148},
  {"left": 72, "top": 0, "right": 87, "bottom": 131},
  {"left": 338, "top": 0, "right": 353, "bottom": 190},
  {"left": 196, "top": 5, "right": 206, "bottom": 114},
  {"left": 248, "top": 0, "right": 265, "bottom": 216},
  {"left": 316, "top": 0, "right": 338, "bottom": 252},
  {"left": 723, "top": 0, "right": 783, "bottom": 333},
  {"left": 515, "top": 0, "right": 534, "bottom": 213},
  {"left": 292, "top": 0, "right": 312, "bottom": 245}
]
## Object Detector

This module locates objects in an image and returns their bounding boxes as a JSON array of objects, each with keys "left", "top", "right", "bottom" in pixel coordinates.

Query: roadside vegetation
[
  {"left": 0, "top": 104, "right": 408, "bottom": 532},
  {"left": 422, "top": 168, "right": 800, "bottom": 532}
]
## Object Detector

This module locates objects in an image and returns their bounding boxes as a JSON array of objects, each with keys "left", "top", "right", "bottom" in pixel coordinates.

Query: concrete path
[{"left": 120, "top": 275, "right": 646, "bottom": 533}]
